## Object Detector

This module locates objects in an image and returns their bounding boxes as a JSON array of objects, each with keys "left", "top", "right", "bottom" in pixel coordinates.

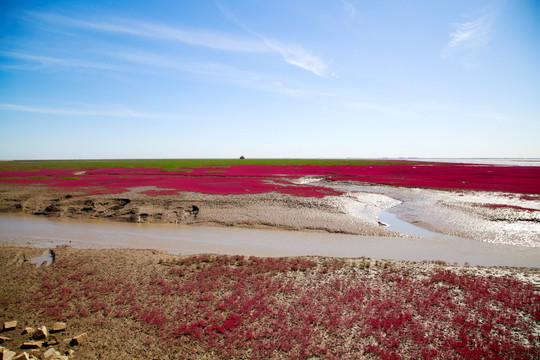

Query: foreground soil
[
  {"left": 0, "top": 246, "right": 538, "bottom": 359},
  {"left": 1, "top": 160, "right": 538, "bottom": 358}
]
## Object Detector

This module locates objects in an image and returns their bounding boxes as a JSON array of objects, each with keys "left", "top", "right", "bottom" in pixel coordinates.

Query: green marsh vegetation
[{"left": 0, "top": 158, "right": 402, "bottom": 171}]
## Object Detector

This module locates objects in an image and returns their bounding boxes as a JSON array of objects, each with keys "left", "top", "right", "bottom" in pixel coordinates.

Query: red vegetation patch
[
  {"left": 521, "top": 194, "right": 540, "bottom": 201},
  {"left": 1, "top": 162, "right": 540, "bottom": 197},
  {"left": 140, "top": 189, "right": 180, "bottom": 196},
  {"left": 475, "top": 203, "right": 540, "bottom": 212},
  {"left": 30, "top": 254, "right": 540, "bottom": 359}
]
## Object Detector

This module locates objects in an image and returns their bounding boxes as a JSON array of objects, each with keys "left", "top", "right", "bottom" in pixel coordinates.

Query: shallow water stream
[{"left": 1, "top": 214, "right": 538, "bottom": 267}]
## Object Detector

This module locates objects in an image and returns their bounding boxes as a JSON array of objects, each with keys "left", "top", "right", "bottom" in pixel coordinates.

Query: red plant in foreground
[{"left": 29, "top": 254, "right": 539, "bottom": 359}]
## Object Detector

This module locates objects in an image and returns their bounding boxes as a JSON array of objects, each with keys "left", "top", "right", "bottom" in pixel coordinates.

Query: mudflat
[
  {"left": 1, "top": 159, "right": 539, "bottom": 245},
  {"left": 0, "top": 178, "right": 539, "bottom": 246},
  {"left": 0, "top": 159, "right": 539, "bottom": 358}
]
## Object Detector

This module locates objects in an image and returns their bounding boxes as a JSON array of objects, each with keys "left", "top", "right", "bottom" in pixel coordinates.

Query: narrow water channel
[
  {"left": 378, "top": 210, "right": 442, "bottom": 238},
  {"left": 1, "top": 214, "right": 538, "bottom": 267}
]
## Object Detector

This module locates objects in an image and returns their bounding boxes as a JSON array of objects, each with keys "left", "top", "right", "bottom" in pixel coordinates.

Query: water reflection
[{"left": 1, "top": 214, "right": 538, "bottom": 267}]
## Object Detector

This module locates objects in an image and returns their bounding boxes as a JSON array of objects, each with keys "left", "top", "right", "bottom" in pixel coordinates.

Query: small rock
[
  {"left": 70, "top": 333, "right": 88, "bottom": 346},
  {"left": 21, "top": 341, "right": 42, "bottom": 349},
  {"left": 28, "top": 350, "right": 41, "bottom": 359},
  {"left": 33, "top": 327, "right": 47, "bottom": 340},
  {"left": 51, "top": 323, "right": 66, "bottom": 332},
  {"left": 45, "top": 335, "right": 59, "bottom": 346},
  {"left": 1, "top": 349, "right": 17, "bottom": 360},
  {"left": 12, "top": 353, "right": 30, "bottom": 360},
  {"left": 0, "top": 337, "right": 12, "bottom": 343},
  {"left": 22, "top": 328, "right": 35, "bottom": 336},
  {"left": 2, "top": 322, "right": 17, "bottom": 332},
  {"left": 42, "top": 348, "right": 56, "bottom": 359},
  {"left": 66, "top": 349, "right": 74, "bottom": 356}
]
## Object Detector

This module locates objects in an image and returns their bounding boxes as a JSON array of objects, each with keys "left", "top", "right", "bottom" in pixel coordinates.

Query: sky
[{"left": 0, "top": 0, "right": 539, "bottom": 160}]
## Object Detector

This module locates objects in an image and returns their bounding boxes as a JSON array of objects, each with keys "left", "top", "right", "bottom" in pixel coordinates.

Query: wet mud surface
[
  {"left": 1, "top": 178, "right": 539, "bottom": 248},
  {"left": 0, "top": 184, "right": 395, "bottom": 236},
  {"left": 0, "top": 159, "right": 539, "bottom": 248},
  {"left": 326, "top": 182, "right": 540, "bottom": 247}
]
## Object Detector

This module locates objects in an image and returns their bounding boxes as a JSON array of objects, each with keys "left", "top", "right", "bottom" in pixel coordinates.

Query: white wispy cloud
[
  {"left": 0, "top": 51, "right": 122, "bottom": 71},
  {"left": 110, "top": 50, "right": 310, "bottom": 95},
  {"left": 342, "top": 0, "right": 357, "bottom": 23},
  {"left": 28, "top": 11, "right": 328, "bottom": 77},
  {"left": 256, "top": 36, "right": 328, "bottom": 77},
  {"left": 443, "top": 12, "right": 493, "bottom": 57},
  {"left": 2, "top": 45, "right": 311, "bottom": 96},
  {"left": 0, "top": 103, "right": 164, "bottom": 118},
  {"left": 28, "top": 12, "right": 270, "bottom": 53},
  {"left": 215, "top": 4, "right": 329, "bottom": 77}
]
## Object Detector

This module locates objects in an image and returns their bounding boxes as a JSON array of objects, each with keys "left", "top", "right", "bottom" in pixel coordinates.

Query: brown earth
[{"left": 0, "top": 246, "right": 538, "bottom": 359}]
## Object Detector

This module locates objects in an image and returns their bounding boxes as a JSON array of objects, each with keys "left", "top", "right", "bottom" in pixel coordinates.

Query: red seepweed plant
[
  {"left": 27, "top": 253, "right": 539, "bottom": 359},
  {"left": 2, "top": 162, "right": 540, "bottom": 196}
]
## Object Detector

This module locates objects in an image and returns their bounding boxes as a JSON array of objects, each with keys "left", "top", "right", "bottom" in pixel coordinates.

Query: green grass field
[{"left": 0, "top": 158, "right": 400, "bottom": 171}]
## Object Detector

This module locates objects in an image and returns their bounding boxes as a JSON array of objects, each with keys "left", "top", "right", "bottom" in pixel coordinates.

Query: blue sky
[{"left": 1, "top": 0, "right": 539, "bottom": 160}]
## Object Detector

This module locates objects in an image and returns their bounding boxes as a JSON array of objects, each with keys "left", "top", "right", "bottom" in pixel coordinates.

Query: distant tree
[{"left": 240, "top": 156, "right": 245, "bottom": 160}]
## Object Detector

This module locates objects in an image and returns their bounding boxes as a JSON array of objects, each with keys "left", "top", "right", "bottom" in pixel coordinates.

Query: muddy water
[
  {"left": 378, "top": 210, "right": 441, "bottom": 238},
  {"left": 1, "top": 214, "right": 538, "bottom": 267}
]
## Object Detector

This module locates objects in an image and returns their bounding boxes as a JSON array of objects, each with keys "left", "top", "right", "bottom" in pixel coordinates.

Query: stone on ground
[
  {"left": 2, "top": 322, "right": 16, "bottom": 332},
  {"left": 70, "top": 333, "right": 88, "bottom": 345},
  {"left": 45, "top": 335, "right": 59, "bottom": 346},
  {"left": 0, "top": 348, "right": 17, "bottom": 360},
  {"left": 42, "top": 348, "right": 59, "bottom": 359},
  {"left": 21, "top": 340, "right": 42, "bottom": 348},
  {"left": 51, "top": 323, "right": 66, "bottom": 332},
  {"left": 22, "top": 328, "right": 34, "bottom": 336},
  {"left": 12, "top": 352, "right": 30, "bottom": 360},
  {"left": 33, "top": 327, "right": 47, "bottom": 340}
]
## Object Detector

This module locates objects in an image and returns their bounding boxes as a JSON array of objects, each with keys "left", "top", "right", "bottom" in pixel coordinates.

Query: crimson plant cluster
[
  {"left": 31, "top": 254, "right": 539, "bottom": 359},
  {"left": 2, "top": 162, "right": 540, "bottom": 196}
]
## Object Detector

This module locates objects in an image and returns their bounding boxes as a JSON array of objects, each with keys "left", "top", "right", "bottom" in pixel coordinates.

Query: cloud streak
[
  {"left": 0, "top": 51, "right": 122, "bottom": 71},
  {"left": 27, "top": 11, "right": 329, "bottom": 76},
  {"left": 342, "top": 0, "right": 357, "bottom": 24},
  {"left": 214, "top": 4, "right": 329, "bottom": 77},
  {"left": 443, "top": 12, "right": 493, "bottom": 57},
  {"left": 28, "top": 12, "right": 269, "bottom": 53},
  {"left": 1, "top": 46, "right": 312, "bottom": 96},
  {"left": 0, "top": 103, "right": 164, "bottom": 118},
  {"left": 255, "top": 36, "right": 328, "bottom": 77},
  {"left": 109, "top": 50, "right": 311, "bottom": 95}
]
